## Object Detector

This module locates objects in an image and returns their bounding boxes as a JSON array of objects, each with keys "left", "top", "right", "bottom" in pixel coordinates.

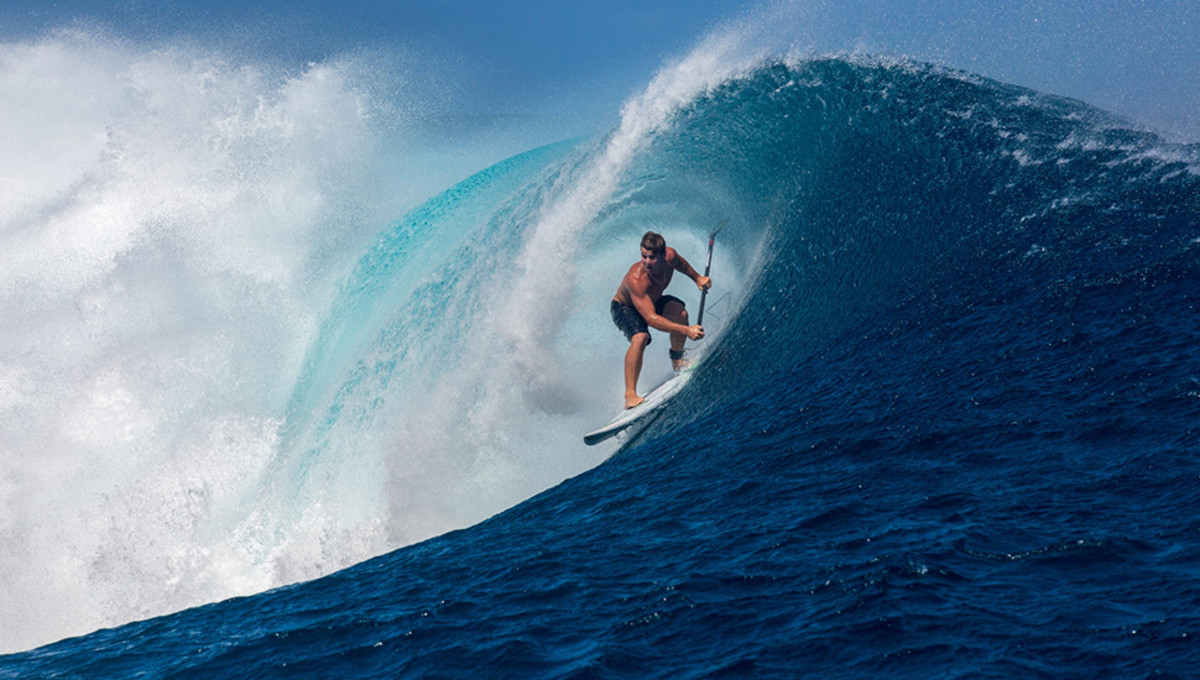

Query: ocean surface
[{"left": 3, "top": 24, "right": 1200, "bottom": 680}]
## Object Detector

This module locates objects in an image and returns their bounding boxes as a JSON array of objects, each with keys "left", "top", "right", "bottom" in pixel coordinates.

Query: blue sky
[{"left": 3, "top": 0, "right": 1198, "bottom": 140}]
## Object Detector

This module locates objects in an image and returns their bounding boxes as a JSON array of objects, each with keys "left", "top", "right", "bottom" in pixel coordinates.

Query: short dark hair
[{"left": 640, "top": 231, "right": 666, "bottom": 254}]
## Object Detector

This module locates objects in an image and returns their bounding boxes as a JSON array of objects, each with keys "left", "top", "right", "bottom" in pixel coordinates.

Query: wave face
[{"left": 5, "top": 48, "right": 1200, "bottom": 677}]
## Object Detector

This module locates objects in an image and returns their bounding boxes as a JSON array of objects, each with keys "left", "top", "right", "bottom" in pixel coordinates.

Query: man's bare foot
[
  {"left": 671, "top": 357, "right": 691, "bottom": 372},
  {"left": 624, "top": 394, "right": 645, "bottom": 409}
]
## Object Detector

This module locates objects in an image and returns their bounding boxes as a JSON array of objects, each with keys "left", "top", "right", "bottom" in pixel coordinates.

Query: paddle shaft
[{"left": 696, "top": 232, "right": 717, "bottom": 328}]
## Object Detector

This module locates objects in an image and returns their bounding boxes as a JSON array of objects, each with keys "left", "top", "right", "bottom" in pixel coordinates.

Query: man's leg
[
  {"left": 660, "top": 298, "right": 690, "bottom": 370},
  {"left": 624, "top": 332, "right": 650, "bottom": 409}
]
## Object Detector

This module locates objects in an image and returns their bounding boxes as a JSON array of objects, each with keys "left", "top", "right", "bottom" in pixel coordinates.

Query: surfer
[{"left": 611, "top": 231, "right": 711, "bottom": 409}]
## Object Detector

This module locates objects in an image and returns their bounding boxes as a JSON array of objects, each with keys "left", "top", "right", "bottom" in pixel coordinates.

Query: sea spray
[{"left": 0, "top": 30, "right": 470, "bottom": 653}]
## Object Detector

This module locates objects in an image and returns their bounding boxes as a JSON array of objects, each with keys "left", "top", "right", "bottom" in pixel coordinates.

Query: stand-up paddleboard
[{"left": 583, "top": 364, "right": 696, "bottom": 446}]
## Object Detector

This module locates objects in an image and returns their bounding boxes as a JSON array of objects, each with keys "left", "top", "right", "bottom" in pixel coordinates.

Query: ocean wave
[{"left": 2, "top": 32, "right": 1197, "bottom": 658}]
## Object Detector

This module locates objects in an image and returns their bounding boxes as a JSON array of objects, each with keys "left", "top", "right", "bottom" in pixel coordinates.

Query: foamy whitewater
[
  {"left": 3, "top": 7, "right": 1200, "bottom": 677},
  {"left": 0, "top": 30, "right": 574, "bottom": 651}
]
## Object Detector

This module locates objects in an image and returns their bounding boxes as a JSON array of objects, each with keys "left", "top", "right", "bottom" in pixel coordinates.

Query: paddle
[{"left": 695, "top": 219, "right": 727, "bottom": 329}]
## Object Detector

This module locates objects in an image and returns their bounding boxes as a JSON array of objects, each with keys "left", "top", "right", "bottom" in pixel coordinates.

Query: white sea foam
[{"left": 0, "top": 29, "right": 472, "bottom": 653}]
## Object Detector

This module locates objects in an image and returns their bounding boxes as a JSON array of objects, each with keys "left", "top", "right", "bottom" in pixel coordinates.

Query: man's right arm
[{"left": 631, "top": 289, "right": 704, "bottom": 340}]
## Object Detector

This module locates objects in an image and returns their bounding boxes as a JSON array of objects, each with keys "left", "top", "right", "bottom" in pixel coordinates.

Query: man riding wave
[{"left": 610, "top": 231, "right": 712, "bottom": 409}]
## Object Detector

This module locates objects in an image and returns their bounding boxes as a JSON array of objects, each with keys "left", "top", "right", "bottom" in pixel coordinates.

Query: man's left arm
[{"left": 672, "top": 252, "right": 712, "bottom": 292}]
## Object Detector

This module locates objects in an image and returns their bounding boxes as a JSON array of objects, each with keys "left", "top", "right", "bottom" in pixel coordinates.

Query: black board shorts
[{"left": 610, "top": 295, "right": 685, "bottom": 344}]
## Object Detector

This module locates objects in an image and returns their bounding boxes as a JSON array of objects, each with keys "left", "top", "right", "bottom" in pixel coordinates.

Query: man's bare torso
[{"left": 613, "top": 247, "right": 678, "bottom": 306}]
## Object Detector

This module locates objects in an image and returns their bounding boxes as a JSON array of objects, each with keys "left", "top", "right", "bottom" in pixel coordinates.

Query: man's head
[
  {"left": 640, "top": 231, "right": 666, "bottom": 255},
  {"left": 639, "top": 231, "right": 667, "bottom": 275}
]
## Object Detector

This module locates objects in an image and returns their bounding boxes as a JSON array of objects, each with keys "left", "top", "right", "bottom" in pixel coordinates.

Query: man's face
[{"left": 640, "top": 247, "right": 664, "bottom": 274}]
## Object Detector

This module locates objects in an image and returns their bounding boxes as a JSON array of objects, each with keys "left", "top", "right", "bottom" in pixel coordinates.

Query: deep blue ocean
[{"left": 4, "top": 50, "right": 1200, "bottom": 678}]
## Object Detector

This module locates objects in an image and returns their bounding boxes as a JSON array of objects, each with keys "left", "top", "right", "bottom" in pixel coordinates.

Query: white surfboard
[{"left": 583, "top": 365, "right": 696, "bottom": 446}]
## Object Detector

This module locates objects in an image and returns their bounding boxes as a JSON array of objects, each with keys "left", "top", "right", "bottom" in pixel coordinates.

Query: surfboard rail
[{"left": 583, "top": 366, "right": 695, "bottom": 445}]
